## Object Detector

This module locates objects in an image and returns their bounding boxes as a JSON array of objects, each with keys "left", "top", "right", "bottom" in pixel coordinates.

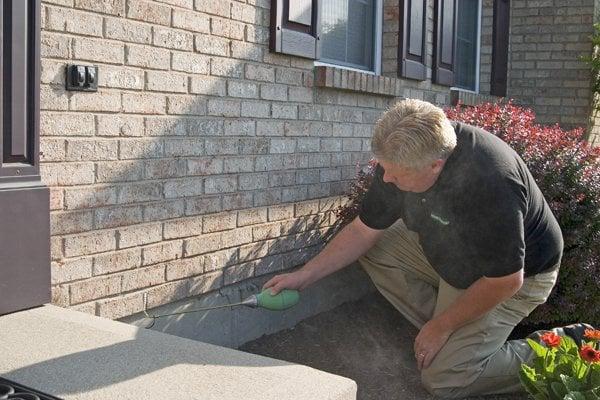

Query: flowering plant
[{"left": 520, "top": 329, "right": 600, "bottom": 399}]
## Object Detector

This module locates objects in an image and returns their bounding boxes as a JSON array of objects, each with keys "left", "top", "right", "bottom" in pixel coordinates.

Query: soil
[{"left": 240, "top": 291, "right": 529, "bottom": 400}]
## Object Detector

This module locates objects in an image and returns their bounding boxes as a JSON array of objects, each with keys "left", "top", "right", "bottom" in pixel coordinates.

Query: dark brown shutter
[
  {"left": 398, "top": 0, "right": 427, "bottom": 80},
  {"left": 491, "top": 0, "right": 509, "bottom": 96},
  {"left": 270, "top": 0, "right": 321, "bottom": 59},
  {"left": 432, "top": 0, "right": 457, "bottom": 86}
]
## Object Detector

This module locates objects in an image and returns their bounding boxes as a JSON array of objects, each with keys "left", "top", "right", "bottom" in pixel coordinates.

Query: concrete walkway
[
  {"left": 241, "top": 292, "right": 529, "bottom": 400},
  {"left": 0, "top": 304, "right": 356, "bottom": 400}
]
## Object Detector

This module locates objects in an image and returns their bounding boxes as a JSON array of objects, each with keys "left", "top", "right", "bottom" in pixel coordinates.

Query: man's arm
[
  {"left": 414, "top": 269, "right": 524, "bottom": 370},
  {"left": 263, "top": 217, "right": 384, "bottom": 294}
]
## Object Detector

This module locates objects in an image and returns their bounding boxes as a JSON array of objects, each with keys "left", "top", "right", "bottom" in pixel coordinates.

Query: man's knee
[{"left": 420, "top": 364, "right": 466, "bottom": 399}]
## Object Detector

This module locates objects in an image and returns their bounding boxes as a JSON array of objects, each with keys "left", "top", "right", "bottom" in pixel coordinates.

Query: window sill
[
  {"left": 449, "top": 88, "right": 503, "bottom": 106},
  {"left": 314, "top": 66, "right": 398, "bottom": 97}
]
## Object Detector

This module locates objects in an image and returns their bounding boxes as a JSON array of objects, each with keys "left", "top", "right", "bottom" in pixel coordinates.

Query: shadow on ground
[{"left": 240, "top": 291, "right": 528, "bottom": 400}]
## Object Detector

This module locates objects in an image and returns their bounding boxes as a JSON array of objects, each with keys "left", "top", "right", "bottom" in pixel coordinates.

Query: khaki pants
[{"left": 358, "top": 220, "right": 559, "bottom": 398}]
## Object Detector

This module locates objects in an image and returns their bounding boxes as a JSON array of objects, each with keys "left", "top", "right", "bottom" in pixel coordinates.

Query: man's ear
[{"left": 431, "top": 159, "right": 445, "bottom": 174}]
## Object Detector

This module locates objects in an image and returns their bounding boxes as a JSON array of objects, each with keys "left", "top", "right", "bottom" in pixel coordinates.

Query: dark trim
[
  {"left": 491, "top": 0, "right": 509, "bottom": 97},
  {"left": 432, "top": 0, "right": 456, "bottom": 86},
  {"left": 398, "top": 0, "right": 427, "bottom": 80}
]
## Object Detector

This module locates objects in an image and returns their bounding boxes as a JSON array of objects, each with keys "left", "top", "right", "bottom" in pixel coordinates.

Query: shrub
[{"left": 336, "top": 101, "right": 600, "bottom": 327}]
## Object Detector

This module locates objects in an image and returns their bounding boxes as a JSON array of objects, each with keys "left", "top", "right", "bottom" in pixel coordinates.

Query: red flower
[
  {"left": 540, "top": 332, "right": 561, "bottom": 348},
  {"left": 579, "top": 345, "right": 600, "bottom": 363},
  {"left": 584, "top": 329, "right": 600, "bottom": 341}
]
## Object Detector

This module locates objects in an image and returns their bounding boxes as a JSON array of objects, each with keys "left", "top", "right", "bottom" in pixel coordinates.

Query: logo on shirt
[{"left": 430, "top": 213, "right": 450, "bottom": 226}]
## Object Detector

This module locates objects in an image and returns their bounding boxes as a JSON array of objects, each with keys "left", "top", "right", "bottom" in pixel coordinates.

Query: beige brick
[
  {"left": 41, "top": 59, "right": 67, "bottom": 85},
  {"left": 64, "top": 230, "right": 117, "bottom": 257},
  {"left": 65, "top": 139, "right": 118, "bottom": 162},
  {"left": 237, "top": 208, "right": 268, "bottom": 226},
  {"left": 163, "top": 215, "right": 203, "bottom": 239},
  {"left": 202, "top": 212, "right": 236, "bottom": 233},
  {"left": 41, "top": 163, "right": 95, "bottom": 186},
  {"left": 46, "top": 6, "right": 103, "bottom": 36},
  {"left": 142, "top": 241, "right": 183, "bottom": 265},
  {"left": 51, "top": 258, "right": 93, "bottom": 285},
  {"left": 40, "top": 85, "right": 68, "bottom": 111},
  {"left": 231, "top": 2, "right": 257, "bottom": 23},
  {"left": 153, "top": 27, "right": 194, "bottom": 50},
  {"left": 51, "top": 209, "right": 94, "bottom": 235},
  {"left": 44, "top": 0, "right": 75, "bottom": 6},
  {"left": 51, "top": 237, "right": 64, "bottom": 261},
  {"left": 254, "top": 254, "right": 284, "bottom": 276},
  {"left": 173, "top": 9, "right": 210, "bottom": 33},
  {"left": 118, "top": 223, "right": 162, "bottom": 248},
  {"left": 144, "top": 280, "right": 188, "bottom": 308},
  {"left": 245, "top": 64, "right": 275, "bottom": 82},
  {"left": 126, "top": 44, "right": 170, "bottom": 70},
  {"left": 94, "top": 205, "right": 143, "bottom": 229},
  {"left": 224, "top": 262, "right": 254, "bottom": 285},
  {"left": 117, "top": 182, "right": 162, "bottom": 203},
  {"left": 156, "top": 0, "right": 193, "bottom": 8},
  {"left": 99, "top": 65, "right": 144, "bottom": 90},
  {"left": 260, "top": 83, "right": 287, "bottom": 101},
  {"left": 105, "top": 17, "right": 152, "bottom": 44},
  {"left": 146, "top": 71, "right": 188, "bottom": 93},
  {"left": 231, "top": 41, "right": 262, "bottom": 61},
  {"left": 165, "top": 256, "right": 204, "bottom": 281},
  {"left": 74, "top": 0, "right": 125, "bottom": 16},
  {"left": 122, "top": 264, "right": 166, "bottom": 292},
  {"left": 246, "top": 25, "right": 269, "bottom": 45},
  {"left": 211, "top": 18, "right": 244, "bottom": 40},
  {"left": 252, "top": 221, "right": 281, "bottom": 241},
  {"left": 241, "top": 101, "right": 270, "bottom": 117},
  {"left": 144, "top": 159, "right": 186, "bottom": 179},
  {"left": 73, "top": 37, "right": 124, "bottom": 64},
  {"left": 144, "top": 199, "right": 185, "bottom": 221},
  {"left": 96, "top": 161, "right": 144, "bottom": 183},
  {"left": 189, "top": 75, "right": 227, "bottom": 96},
  {"left": 238, "top": 241, "right": 269, "bottom": 261},
  {"left": 183, "top": 232, "right": 222, "bottom": 256},
  {"left": 119, "top": 139, "right": 163, "bottom": 159},
  {"left": 127, "top": 0, "right": 171, "bottom": 25},
  {"left": 41, "top": 32, "right": 71, "bottom": 58},
  {"left": 97, "top": 115, "right": 145, "bottom": 137},
  {"left": 164, "top": 138, "right": 204, "bottom": 157},
  {"left": 204, "top": 175, "right": 237, "bottom": 194},
  {"left": 223, "top": 192, "right": 254, "bottom": 211},
  {"left": 204, "top": 248, "right": 238, "bottom": 271},
  {"left": 220, "top": 227, "right": 253, "bottom": 248},
  {"left": 40, "top": 138, "right": 66, "bottom": 162},
  {"left": 223, "top": 156, "right": 254, "bottom": 173},
  {"left": 164, "top": 177, "right": 204, "bottom": 198},
  {"left": 70, "top": 301, "right": 97, "bottom": 315},
  {"left": 70, "top": 274, "right": 121, "bottom": 304},
  {"left": 70, "top": 91, "right": 121, "bottom": 112},
  {"left": 188, "top": 271, "right": 222, "bottom": 295},
  {"left": 194, "top": 0, "right": 230, "bottom": 17},
  {"left": 122, "top": 92, "right": 166, "bottom": 114},
  {"left": 93, "top": 247, "right": 141, "bottom": 275},
  {"left": 195, "top": 34, "right": 230, "bottom": 57},
  {"left": 210, "top": 57, "right": 243, "bottom": 78},
  {"left": 97, "top": 293, "right": 143, "bottom": 319},
  {"left": 207, "top": 99, "right": 240, "bottom": 117},
  {"left": 227, "top": 80, "right": 259, "bottom": 98},
  {"left": 171, "top": 51, "right": 210, "bottom": 74},
  {"left": 51, "top": 284, "right": 70, "bottom": 307},
  {"left": 187, "top": 157, "right": 223, "bottom": 175},
  {"left": 49, "top": 188, "right": 64, "bottom": 211},
  {"left": 167, "top": 95, "right": 207, "bottom": 115}
]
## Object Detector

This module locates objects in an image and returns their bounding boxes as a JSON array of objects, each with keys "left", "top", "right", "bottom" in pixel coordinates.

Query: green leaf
[
  {"left": 564, "top": 392, "right": 586, "bottom": 400},
  {"left": 551, "top": 381, "right": 569, "bottom": 399},
  {"left": 529, "top": 338, "right": 550, "bottom": 358},
  {"left": 521, "top": 366, "right": 543, "bottom": 397},
  {"left": 560, "top": 336, "right": 579, "bottom": 355},
  {"left": 561, "top": 374, "right": 583, "bottom": 392},
  {"left": 582, "top": 388, "right": 600, "bottom": 400}
]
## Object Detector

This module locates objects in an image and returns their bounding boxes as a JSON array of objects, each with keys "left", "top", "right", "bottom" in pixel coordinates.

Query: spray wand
[{"left": 142, "top": 289, "right": 300, "bottom": 329}]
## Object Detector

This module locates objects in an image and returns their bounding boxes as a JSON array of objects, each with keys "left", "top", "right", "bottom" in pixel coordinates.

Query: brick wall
[
  {"left": 508, "top": 0, "right": 595, "bottom": 129},
  {"left": 41, "top": 0, "right": 460, "bottom": 319}
]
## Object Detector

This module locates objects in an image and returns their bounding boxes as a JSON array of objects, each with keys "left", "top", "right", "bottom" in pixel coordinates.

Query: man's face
[{"left": 378, "top": 159, "right": 445, "bottom": 193}]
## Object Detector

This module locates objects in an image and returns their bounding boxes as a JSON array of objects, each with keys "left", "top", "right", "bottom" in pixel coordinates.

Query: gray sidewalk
[{"left": 241, "top": 292, "right": 529, "bottom": 400}]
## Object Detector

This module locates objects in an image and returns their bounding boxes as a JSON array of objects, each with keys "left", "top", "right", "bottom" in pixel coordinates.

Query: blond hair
[{"left": 371, "top": 99, "right": 456, "bottom": 169}]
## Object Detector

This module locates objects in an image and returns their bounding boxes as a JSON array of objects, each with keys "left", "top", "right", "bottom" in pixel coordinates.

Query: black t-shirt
[{"left": 359, "top": 122, "right": 563, "bottom": 289}]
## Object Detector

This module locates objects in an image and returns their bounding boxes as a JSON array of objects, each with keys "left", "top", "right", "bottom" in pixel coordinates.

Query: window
[
  {"left": 320, "top": 0, "right": 379, "bottom": 72},
  {"left": 453, "top": 0, "right": 481, "bottom": 91}
]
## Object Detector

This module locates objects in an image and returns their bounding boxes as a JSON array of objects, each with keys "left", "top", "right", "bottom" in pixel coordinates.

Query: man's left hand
[{"left": 414, "top": 318, "right": 453, "bottom": 370}]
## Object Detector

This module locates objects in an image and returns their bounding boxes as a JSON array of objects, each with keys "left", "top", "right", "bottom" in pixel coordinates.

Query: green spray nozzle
[{"left": 242, "top": 289, "right": 300, "bottom": 311}]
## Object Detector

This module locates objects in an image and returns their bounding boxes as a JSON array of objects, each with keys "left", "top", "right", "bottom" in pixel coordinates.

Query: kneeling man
[{"left": 264, "top": 99, "right": 563, "bottom": 398}]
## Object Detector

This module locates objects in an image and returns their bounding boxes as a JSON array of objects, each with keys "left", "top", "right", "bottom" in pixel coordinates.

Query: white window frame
[
  {"left": 314, "top": 0, "right": 383, "bottom": 75},
  {"left": 451, "top": 0, "right": 482, "bottom": 93}
]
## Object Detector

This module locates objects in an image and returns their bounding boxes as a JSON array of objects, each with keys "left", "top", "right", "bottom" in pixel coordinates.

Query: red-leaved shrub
[{"left": 336, "top": 101, "right": 600, "bottom": 327}]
